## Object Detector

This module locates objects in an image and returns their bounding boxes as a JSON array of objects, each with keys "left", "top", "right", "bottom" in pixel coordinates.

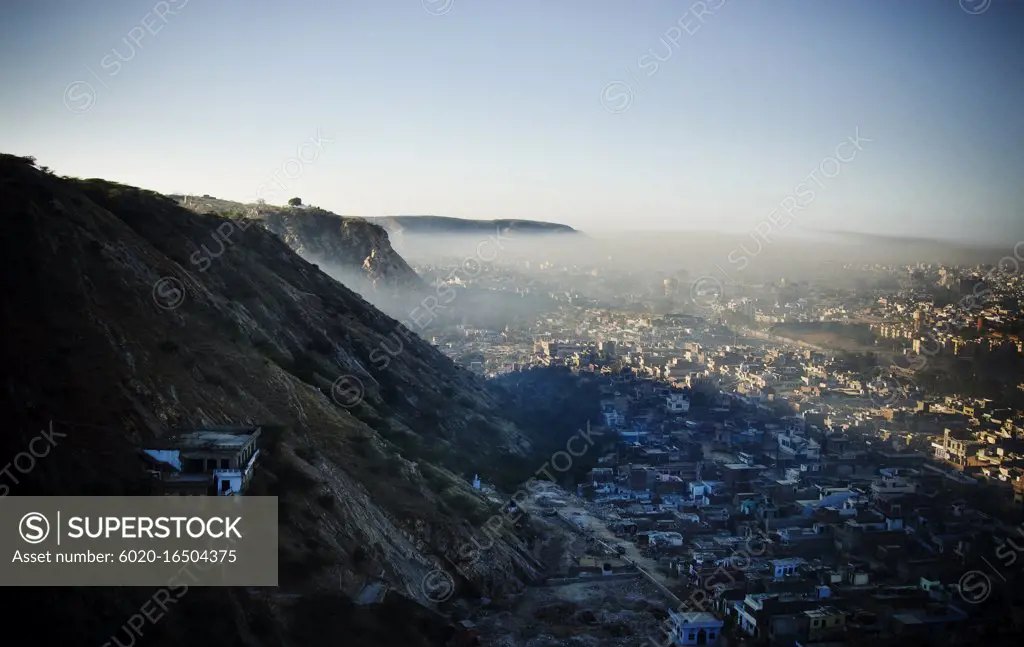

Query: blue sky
[{"left": 1, "top": 0, "right": 1021, "bottom": 243}]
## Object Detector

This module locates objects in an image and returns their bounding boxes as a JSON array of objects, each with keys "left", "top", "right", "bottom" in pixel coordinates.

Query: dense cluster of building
[
  {"left": 420, "top": 255, "right": 1024, "bottom": 644},
  {"left": 563, "top": 365, "right": 1024, "bottom": 645}
]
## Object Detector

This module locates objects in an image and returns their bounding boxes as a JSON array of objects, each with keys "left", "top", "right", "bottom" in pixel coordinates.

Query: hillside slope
[{"left": 0, "top": 154, "right": 540, "bottom": 646}]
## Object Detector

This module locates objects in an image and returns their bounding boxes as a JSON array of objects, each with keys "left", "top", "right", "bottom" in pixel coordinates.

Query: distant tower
[{"left": 472, "top": 474, "right": 481, "bottom": 490}]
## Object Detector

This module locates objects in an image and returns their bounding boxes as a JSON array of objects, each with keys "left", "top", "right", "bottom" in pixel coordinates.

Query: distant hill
[
  {"left": 808, "top": 228, "right": 1006, "bottom": 254},
  {"left": 370, "top": 215, "right": 580, "bottom": 236}
]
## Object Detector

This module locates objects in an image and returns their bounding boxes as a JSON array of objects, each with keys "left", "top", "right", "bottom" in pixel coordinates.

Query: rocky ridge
[{"left": 171, "top": 194, "right": 426, "bottom": 317}]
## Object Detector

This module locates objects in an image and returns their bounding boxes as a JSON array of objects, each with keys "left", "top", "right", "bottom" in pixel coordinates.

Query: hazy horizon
[
  {"left": 2, "top": 1, "right": 1023, "bottom": 245},
  {"left": 171, "top": 192, "right": 1015, "bottom": 250}
]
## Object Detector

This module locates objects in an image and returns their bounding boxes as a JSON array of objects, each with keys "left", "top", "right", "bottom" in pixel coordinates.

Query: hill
[
  {"left": 371, "top": 215, "right": 579, "bottom": 237},
  {"left": 1, "top": 154, "right": 550, "bottom": 647},
  {"left": 170, "top": 194, "right": 426, "bottom": 318}
]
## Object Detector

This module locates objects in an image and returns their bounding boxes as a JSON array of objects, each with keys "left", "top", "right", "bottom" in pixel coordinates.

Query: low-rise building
[
  {"left": 668, "top": 611, "right": 724, "bottom": 646},
  {"left": 141, "top": 426, "right": 260, "bottom": 495}
]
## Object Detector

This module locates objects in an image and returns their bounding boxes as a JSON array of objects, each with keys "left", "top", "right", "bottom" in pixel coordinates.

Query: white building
[
  {"left": 871, "top": 468, "right": 917, "bottom": 497},
  {"left": 141, "top": 427, "right": 260, "bottom": 496},
  {"left": 666, "top": 392, "right": 691, "bottom": 414},
  {"left": 667, "top": 611, "right": 724, "bottom": 646},
  {"left": 603, "top": 408, "right": 625, "bottom": 427}
]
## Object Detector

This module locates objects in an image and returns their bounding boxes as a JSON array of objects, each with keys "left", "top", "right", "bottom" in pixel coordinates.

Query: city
[
  {"left": 3, "top": 2, "right": 1023, "bottom": 647},
  {"left": 395, "top": 243, "right": 1024, "bottom": 645}
]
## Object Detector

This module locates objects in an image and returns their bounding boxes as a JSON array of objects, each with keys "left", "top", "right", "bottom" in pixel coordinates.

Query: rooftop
[
  {"left": 151, "top": 427, "right": 260, "bottom": 451},
  {"left": 668, "top": 610, "right": 722, "bottom": 625},
  {"left": 804, "top": 606, "right": 841, "bottom": 618}
]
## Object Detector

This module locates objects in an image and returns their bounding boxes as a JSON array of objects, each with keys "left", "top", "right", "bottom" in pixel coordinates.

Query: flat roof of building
[
  {"left": 668, "top": 611, "right": 722, "bottom": 625},
  {"left": 152, "top": 427, "right": 259, "bottom": 450},
  {"left": 804, "top": 606, "right": 840, "bottom": 617}
]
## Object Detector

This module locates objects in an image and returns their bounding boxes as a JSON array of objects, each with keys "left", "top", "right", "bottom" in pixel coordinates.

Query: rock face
[
  {"left": 173, "top": 195, "right": 426, "bottom": 317},
  {"left": 0, "top": 155, "right": 537, "bottom": 647},
  {"left": 255, "top": 208, "right": 425, "bottom": 294}
]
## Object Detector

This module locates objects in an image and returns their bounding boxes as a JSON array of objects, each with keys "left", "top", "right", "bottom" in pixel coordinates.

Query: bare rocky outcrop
[
  {"left": 172, "top": 194, "right": 427, "bottom": 318},
  {"left": 253, "top": 207, "right": 425, "bottom": 295}
]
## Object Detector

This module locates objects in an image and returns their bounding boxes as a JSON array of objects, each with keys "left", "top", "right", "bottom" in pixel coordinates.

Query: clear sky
[{"left": 2, "top": 0, "right": 1022, "bottom": 243}]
